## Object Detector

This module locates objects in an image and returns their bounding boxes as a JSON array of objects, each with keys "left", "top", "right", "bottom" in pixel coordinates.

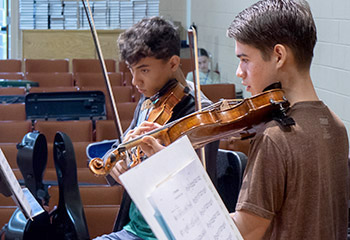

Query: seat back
[
  {"left": 0, "top": 60, "right": 22, "bottom": 72},
  {"left": 180, "top": 58, "right": 194, "bottom": 77},
  {"left": 118, "top": 61, "right": 133, "bottom": 86},
  {"left": 95, "top": 102, "right": 137, "bottom": 140},
  {"left": 112, "top": 86, "right": 133, "bottom": 102},
  {"left": 118, "top": 61, "right": 128, "bottom": 73},
  {"left": 0, "top": 87, "right": 26, "bottom": 95},
  {"left": 216, "top": 149, "right": 247, "bottom": 212},
  {"left": 72, "top": 59, "right": 116, "bottom": 73},
  {"left": 0, "top": 121, "right": 32, "bottom": 143},
  {"left": 84, "top": 205, "right": 120, "bottom": 239},
  {"left": 201, "top": 83, "right": 236, "bottom": 103},
  {"left": 0, "top": 143, "right": 19, "bottom": 168},
  {"left": 25, "top": 72, "right": 73, "bottom": 87},
  {"left": 0, "top": 103, "right": 26, "bottom": 121},
  {"left": 75, "top": 72, "right": 122, "bottom": 88},
  {"left": 122, "top": 72, "right": 133, "bottom": 86},
  {"left": 48, "top": 185, "right": 123, "bottom": 209},
  {"left": 28, "top": 86, "right": 79, "bottom": 93},
  {"left": 25, "top": 59, "right": 69, "bottom": 73},
  {"left": 0, "top": 72, "right": 24, "bottom": 80},
  {"left": 34, "top": 120, "right": 93, "bottom": 143}
]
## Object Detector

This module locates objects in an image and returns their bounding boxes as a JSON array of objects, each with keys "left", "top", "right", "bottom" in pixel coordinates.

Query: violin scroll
[{"left": 88, "top": 149, "right": 126, "bottom": 176}]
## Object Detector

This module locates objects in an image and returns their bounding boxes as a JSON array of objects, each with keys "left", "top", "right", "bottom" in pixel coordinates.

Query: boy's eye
[
  {"left": 141, "top": 69, "right": 149, "bottom": 73},
  {"left": 241, "top": 59, "right": 248, "bottom": 63}
]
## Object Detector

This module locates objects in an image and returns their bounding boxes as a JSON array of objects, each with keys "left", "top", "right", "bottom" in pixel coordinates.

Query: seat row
[
  {"left": 0, "top": 59, "right": 134, "bottom": 91},
  {"left": 0, "top": 121, "right": 127, "bottom": 237},
  {"left": 23, "top": 72, "right": 132, "bottom": 87},
  {"left": 0, "top": 72, "right": 135, "bottom": 94},
  {"left": 0, "top": 182, "right": 123, "bottom": 238},
  {"left": 0, "top": 58, "right": 195, "bottom": 91},
  {"left": 0, "top": 87, "right": 140, "bottom": 120},
  {"left": 0, "top": 59, "right": 117, "bottom": 74},
  {"left": 0, "top": 58, "right": 194, "bottom": 84},
  {"left": 0, "top": 82, "right": 236, "bottom": 104},
  {"left": 0, "top": 58, "right": 194, "bottom": 74},
  {"left": 0, "top": 107, "right": 136, "bottom": 143}
]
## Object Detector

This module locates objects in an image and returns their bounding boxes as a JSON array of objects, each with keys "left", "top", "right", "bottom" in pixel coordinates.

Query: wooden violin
[
  {"left": 89, "top": 88, "right": 291, "bottom": 176},
  {"left": 146, "top": 79, "right": 189, "bottom": 124},
  {"left": 125, "top": 78, "right": 190, "bottom": 168}
]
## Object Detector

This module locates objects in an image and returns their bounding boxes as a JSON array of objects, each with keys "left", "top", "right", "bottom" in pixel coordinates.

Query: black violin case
[
  {"left": 25, "top": 91, "right": 106, "bottom": 121},
  {"left": 3, "top": 132, "right": 50, "bottom": 240},
  {"left": 2, "top": 131, "right": 90, "bottom": 240}
]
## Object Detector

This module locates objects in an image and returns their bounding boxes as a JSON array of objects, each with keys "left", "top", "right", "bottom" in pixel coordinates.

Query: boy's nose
[
  {"left": 131, "top": 72, "right": 139, "bottom": 86},
  {"left": 236, "top": 64, "right": 245, "bottom": 79}
]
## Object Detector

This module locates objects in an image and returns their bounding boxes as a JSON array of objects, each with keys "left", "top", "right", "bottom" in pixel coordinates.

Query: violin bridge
[{"left": 219, "top": 100, "right": 231, "bottom": 111}]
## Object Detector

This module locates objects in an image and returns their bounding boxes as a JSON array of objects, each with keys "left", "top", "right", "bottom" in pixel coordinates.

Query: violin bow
[
  {"left": 188, "top": 26, "right": 206, "bottom": 170},
  {"left": 81, "top": 0, "right": 124, "bottom": 143}
]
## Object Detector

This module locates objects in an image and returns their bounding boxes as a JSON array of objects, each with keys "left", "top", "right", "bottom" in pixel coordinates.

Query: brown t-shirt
[{"left": 236, "top": 101, "right": 349, "bottom": 239}]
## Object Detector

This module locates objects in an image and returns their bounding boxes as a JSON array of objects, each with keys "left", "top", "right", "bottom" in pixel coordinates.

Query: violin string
[{"left": 119, "top": 99, "right": 244, "bottom": 149}]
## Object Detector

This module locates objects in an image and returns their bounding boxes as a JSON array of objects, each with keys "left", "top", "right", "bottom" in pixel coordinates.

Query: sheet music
[
  {"left": 22, "top": 188, "right": 44, "bottom": 218},
  {"left": 149, "top": 159, "right": 240, "bottom": 240},
  {"left": 119, "top": 136, "right": 243, "bottom": 240},
  {"left": 0, "top": 149, "right": 43, "bottom": 220}
]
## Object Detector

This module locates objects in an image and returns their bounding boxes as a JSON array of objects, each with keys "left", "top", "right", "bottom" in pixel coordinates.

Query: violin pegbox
[{"left": 127, "top": 146, "right": 146, "bottom": 168}]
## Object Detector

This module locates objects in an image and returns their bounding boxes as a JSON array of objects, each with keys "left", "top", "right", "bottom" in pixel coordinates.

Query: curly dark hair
[
  {"left": 118, "top": 17, "right": 180, "bottom": 66},
  {"left": 227, "top": 0, "right": 317, "bottom": 70}
]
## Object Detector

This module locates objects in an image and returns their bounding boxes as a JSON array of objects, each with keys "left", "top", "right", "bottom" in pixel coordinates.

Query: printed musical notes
[
  {"left": 120, "top": 136, "right": 243, "bottom": 240},
  {"left": 149, "top": 159, "right": 241, "bottom": 240}
]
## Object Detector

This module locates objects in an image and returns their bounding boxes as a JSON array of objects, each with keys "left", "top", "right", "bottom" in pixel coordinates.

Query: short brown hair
[
  {"left": 227, "top": 0, "right": 317, "bottom": 69},
  {"left": 118, "top": 17, "right": 180, "bottom": 66}
]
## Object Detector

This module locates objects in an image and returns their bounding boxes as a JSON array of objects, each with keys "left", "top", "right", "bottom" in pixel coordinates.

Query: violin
[
  {"left": 126, "top": 79, "right": 190, "bottom": 168},
  {"left": 146, "top": 79, "right": 189, "bottom": 124},
  {"left": 89, "top": 88, "right": 291, "bottom": 176}
]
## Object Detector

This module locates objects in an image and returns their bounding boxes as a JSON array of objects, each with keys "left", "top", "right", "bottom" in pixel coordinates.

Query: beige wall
[
  {"left": 22, "top": 29, "right": 123, "bottom": 71},
  {"left": 190, "top": 0, "right": 255, "bottom": 88},
  {"left": 160, "top": 0, "right": 188, "bottom": 41}
]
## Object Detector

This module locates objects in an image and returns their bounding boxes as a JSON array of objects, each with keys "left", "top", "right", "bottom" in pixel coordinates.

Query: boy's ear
[
  {"left": 168, "top": 55, "right": 181, "bottom": 72},
  {"left": 273, "top": 44, "right": 287, "bottom": 69}
]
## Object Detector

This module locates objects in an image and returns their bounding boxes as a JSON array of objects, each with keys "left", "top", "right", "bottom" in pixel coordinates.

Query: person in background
[{"left": 186, "top": 48, "right": 220, "bottom": 84}]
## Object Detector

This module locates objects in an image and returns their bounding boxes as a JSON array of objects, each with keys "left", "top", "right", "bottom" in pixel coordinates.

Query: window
[
  {"left": 19, "top": 0, "right": 159, "bottom": 30},
  {"left": 0, "top": 0, "right": 7, "bottom": 59}
]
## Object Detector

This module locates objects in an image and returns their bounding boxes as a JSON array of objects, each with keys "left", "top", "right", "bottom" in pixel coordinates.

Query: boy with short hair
[
  {"left": 94, "top": 16, "right": 218, "bottom": 240},
  {"left": 137, "top": 0, "right": 349, "bottom": 239},
  {"left": 227, "top": 0, "right": 349, "bottom": 239}
]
